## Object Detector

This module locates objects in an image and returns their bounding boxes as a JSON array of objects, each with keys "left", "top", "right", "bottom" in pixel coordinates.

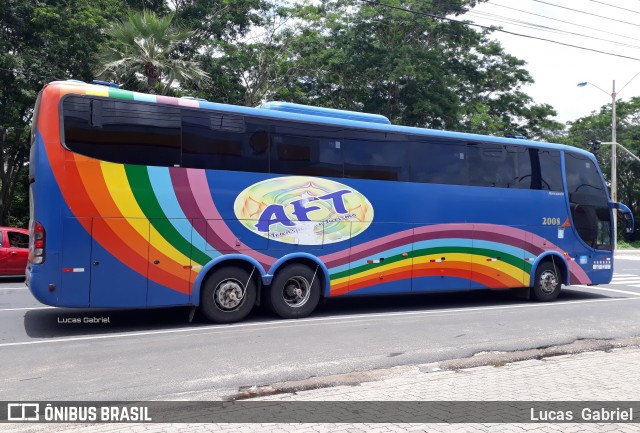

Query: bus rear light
[{"left": 29, "top": 221, "right": 46, "bottom": 264}]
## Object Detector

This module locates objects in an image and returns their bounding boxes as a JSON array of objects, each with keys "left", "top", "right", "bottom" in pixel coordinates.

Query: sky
[{"left": 462, "top": 0, "right": 640, "bottom": 124}]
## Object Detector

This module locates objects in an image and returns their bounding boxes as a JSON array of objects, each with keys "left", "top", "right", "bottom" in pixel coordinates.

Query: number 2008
[{"left": 542, "top": 217, "right": 561, "bottom": 225}]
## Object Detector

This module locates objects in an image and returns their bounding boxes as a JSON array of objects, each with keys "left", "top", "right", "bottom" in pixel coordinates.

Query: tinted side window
[
  {"left": 343, "top": 132, "right": 409, "bottom": 181},
  {"left": 63, "top": 96, "right": 181, "bottom": 167},
  {"left": 181, "top": 110, "right": 268, "bottom": 172},
  {"left": 507, "top": 146, "right": 533, "bottom": 189},
  {"left": 270, "top": 123, "right": 343, "bottom": 177},
  {"left": 8, "top": 232, "right": 29, "bottom": 249},
  {"left": 537, "top": 149, "right": 563, "bottom": 191},
  {"left": 410, "top": 139, "right": 467, "bottom": 185},
  {"left": 463, "top": 144, "right": 562, "bottom": 191},
  {"left": 467, "top": 143, "right": 515, "bottom": 188}
]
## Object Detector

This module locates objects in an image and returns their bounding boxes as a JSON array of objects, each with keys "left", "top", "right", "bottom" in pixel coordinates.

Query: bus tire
[
  {"left": 531, "top": 261, "right": 561, "bottom": 301},
  {"left": 200, "top": 266, "right": 257, "bottom": 323},
  {"left": 267, "top": 264, "right": 321, "bottom": 319}
]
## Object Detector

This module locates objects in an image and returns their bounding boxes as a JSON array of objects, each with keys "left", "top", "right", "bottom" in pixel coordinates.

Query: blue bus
[{"left": 26, "top": 80, "right": 634, "bottom": 323}]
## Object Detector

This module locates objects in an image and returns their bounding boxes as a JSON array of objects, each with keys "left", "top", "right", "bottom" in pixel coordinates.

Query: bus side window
[
  {"left": 506, "top": 146, "right": 532, "bottom": 189},
  {"left": 270, "top": 123, "right": 343, "bottom": 177},
  {"left": 467, "top": 143, "right": 509, "bottom": 188},
  {"left": 410, "top": 139, "right": 467, "bottom": 186},
  {"left": 63, "top": 96, "right": 181, "bottom": 167},
  {"left": 538, "top": 150, "right": 563, "bottom": 191},
  {"left": 182, "top": 110, "right": 270, "bottom": 173},
  {"left": 343, "top": 132, "right": 409, "bottom": 182}
]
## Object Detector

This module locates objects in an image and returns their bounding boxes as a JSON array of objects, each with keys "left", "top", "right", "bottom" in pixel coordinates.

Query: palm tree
[{"left": 96, "top": 10, "right": 210, "bottom": 95}]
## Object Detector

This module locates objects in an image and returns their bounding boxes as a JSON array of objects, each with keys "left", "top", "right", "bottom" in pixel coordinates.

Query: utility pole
[{"left": 611, "top": 80, "right": 617, "bottom": 249}]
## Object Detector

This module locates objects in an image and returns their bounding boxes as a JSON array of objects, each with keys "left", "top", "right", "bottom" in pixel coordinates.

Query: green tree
[
  {"left": 195, "top": 3, "right": 299, "bottom": 106},
  {"left": 0, "top": 0, "right": 123, "bottom": 226},
  {"left": 266, "top": 0, "right": 562, "bottom": 138},
  {"left": 96, "top": 10, "right": 210, "bottom": 94},
  {"left": 124, "top": 0, "right": 169, "bottom": 14},
  {"left": 172, "top": 0, "right": 266, "bottom": 47}
]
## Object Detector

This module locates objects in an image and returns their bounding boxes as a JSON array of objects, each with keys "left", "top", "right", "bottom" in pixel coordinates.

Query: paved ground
[
  {"left": 5, "top": 251, "right": 640, "bottom": 431},
  {"left": 6, "top": 337, "right": 640, "bottom": 432}
]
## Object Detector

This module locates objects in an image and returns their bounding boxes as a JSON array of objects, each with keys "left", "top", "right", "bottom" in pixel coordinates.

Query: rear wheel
[
  {"left": 267, "top": 264, "right": 321, "bottom": 319},
  {"left": 200, "top": 266, "right": 257, "bottom": 323},
  {"left": 531, "top": 261, "right": 561, "bottom": 301}
]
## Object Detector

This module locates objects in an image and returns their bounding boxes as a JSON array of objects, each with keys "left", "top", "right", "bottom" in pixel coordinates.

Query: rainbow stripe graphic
[{"left": 321, "top": 224, "right": 591, "bottom": 295}]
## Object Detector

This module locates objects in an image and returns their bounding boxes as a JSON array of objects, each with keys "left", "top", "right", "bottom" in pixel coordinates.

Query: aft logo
[
  {"left": 7, "top": 403, "right": 40, "bottom": 421},
  {"left": 234, "top": 176, "right": 374, "bottom": 245}
]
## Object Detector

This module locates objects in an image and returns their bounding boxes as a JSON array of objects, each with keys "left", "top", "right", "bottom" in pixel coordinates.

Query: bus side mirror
[{"left": 611, "top": 202, "right": 635, "bottom": 234}]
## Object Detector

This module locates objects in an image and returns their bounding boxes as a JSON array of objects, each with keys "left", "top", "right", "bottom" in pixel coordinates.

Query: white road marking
[
  {"left": 571, "top": 285, "right": 640, "bottom": 296},
  {"left": 0, "top": 306, "right": 54, "bottom": 311},
  {"left": 0, "top": 287, "right": 27, "bottom": 290},
  {"left": 0, "top": 296, "right": 639, "bottom": 348},
  {"left": 608, "top": 274, "right": 640, "bottom": 285}
]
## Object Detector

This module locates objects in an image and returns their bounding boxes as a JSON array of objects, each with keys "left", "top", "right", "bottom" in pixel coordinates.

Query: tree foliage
[
  {"left": 0, "top": 0, "right": 123, "bottom": 226},
  {"left": 263, "top": 0, "right": 563, "bottom": 138},
  {"left": 96, "top": 10, "right": 210, "bottom": 94}
]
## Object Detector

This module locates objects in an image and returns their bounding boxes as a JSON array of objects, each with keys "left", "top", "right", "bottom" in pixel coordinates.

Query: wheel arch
[
  {"left": 267, "top": 253, "right": 330, "bottom": 298},
  {"left": 192, "top": 255, "right": 267, "bottom": 306},
  {"left": 530, "top": 252, "right": 569, "bottom": 286}
]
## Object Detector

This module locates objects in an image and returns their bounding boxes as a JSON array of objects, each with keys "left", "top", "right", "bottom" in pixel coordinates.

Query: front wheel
[
  {"left": 531, "top": 261, "right": 561, "bottom": 301},
  {"left": 267, "top": 264, "right": 321, "bottom": 319},
  {"left": 200, "top": 266, "right": 257, "bottom": 323}
]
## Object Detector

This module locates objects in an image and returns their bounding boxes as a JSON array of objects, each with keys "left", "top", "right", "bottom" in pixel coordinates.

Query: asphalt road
[{"left": 1, "top": 255, "right": 639, "bottom": 401}]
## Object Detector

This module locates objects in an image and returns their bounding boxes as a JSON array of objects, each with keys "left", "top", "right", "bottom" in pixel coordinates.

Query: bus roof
[{"left": 48, "top": 80, "right": 594, "bottom": 160}]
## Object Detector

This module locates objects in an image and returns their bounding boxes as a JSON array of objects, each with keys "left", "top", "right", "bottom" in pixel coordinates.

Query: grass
[{"left": 616, "top": 239, "right": 640, "bottom": 249}]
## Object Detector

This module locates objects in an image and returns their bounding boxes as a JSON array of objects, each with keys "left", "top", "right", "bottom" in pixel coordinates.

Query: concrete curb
[{"left": 227, "top": 337, "right": 640, "bottom": 401}]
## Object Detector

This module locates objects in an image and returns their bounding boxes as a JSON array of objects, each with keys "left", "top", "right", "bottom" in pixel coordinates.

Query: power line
[
  {"left": 359, "top": 0, "right": 640, "bottom": 62},
  {"left": 587, "top": 0, "right": 640, "bottom": 15},
  {"left": 530, "top": 0, "right": 640, "bottom": 28},
  {"left": 467, "top": 10, "right": 640, "bottom": 50},
  {"left": 488, "top": 1, "right": 640, "bottom": 44}
]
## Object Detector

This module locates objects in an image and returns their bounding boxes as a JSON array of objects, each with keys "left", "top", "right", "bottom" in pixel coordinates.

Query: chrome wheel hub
[
  {"left": 214, "top": 279, "right": 244, "bottom": 311},
  {"left": 283, "top": 276, "right": 311, "bottom": 308},
  {"left": 539, "top": 270, "right": 558, "bottom": 294}
]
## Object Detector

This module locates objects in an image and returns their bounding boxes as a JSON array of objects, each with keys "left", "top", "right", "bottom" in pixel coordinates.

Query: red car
[{"left": 0, "top": 226, "right": 29, "bottom": 276}]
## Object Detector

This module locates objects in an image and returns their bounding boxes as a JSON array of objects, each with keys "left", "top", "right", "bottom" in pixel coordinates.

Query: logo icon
[
  {"left": 234, "top": 176, "right": 374, "bottom": 245},
  {"left": 7, "top": 403, "right": 40, "bottom": 421}
]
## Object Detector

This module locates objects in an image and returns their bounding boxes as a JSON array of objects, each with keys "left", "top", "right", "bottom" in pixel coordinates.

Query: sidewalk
[
  {"left": 8, "top": 338, "right": 640, "bottom": 432},
  {"left": 615, "top": 249, "right": 640, "bottom": 255}
]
